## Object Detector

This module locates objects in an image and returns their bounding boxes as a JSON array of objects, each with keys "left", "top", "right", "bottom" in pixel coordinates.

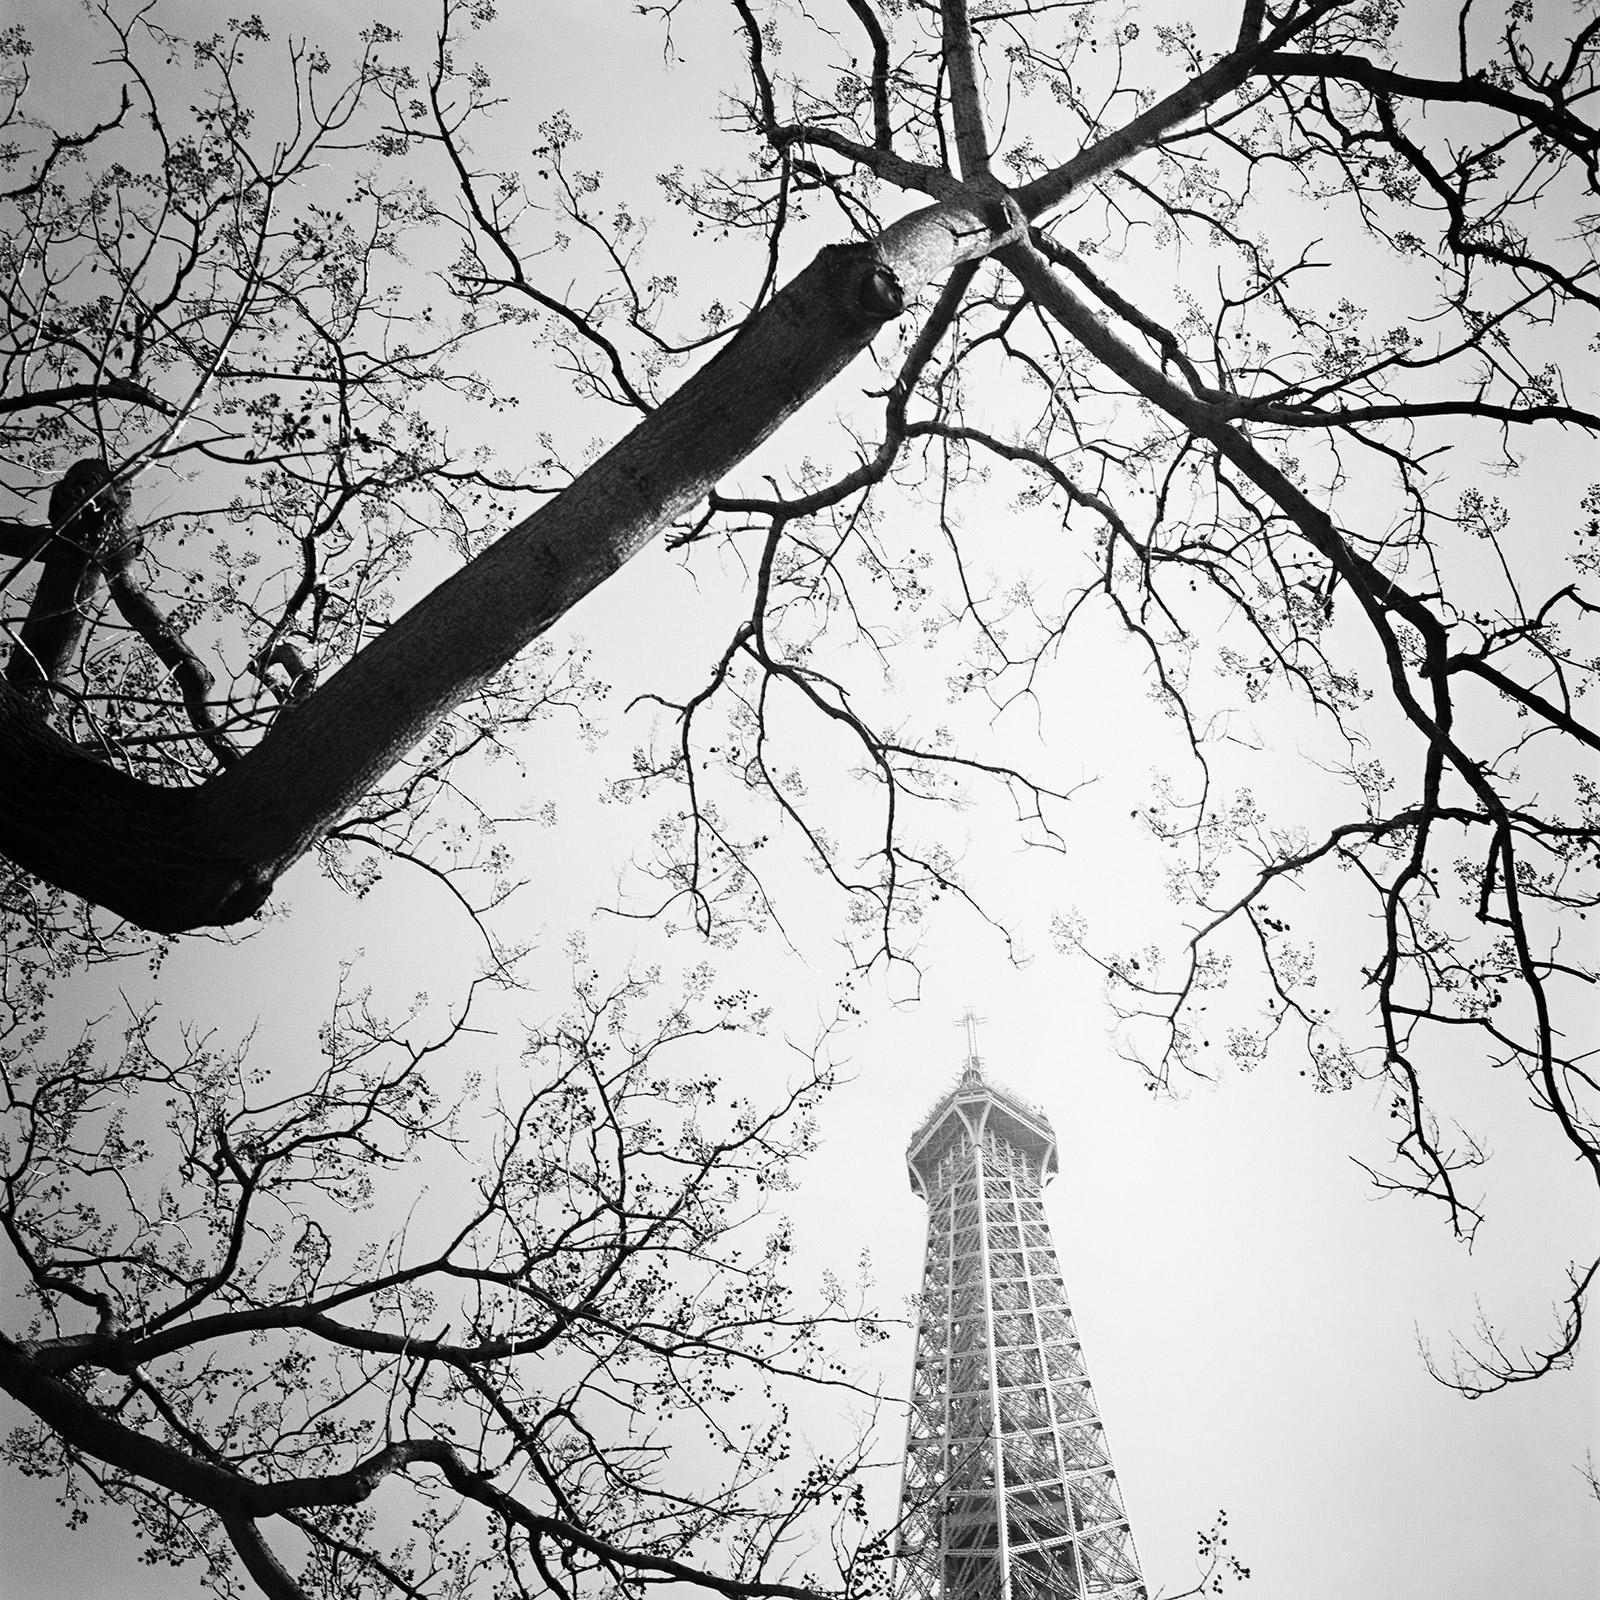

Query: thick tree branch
[
  {"left": 0, "top": 1335, "right": 835, "bottom": 1600},
  {"left": 0, "top": 377, "right": 177, "bottom": 417},
  {"left": 844, "top": 0, "right": 894, "bottom": 151},
  {"left": 0, "top": 204, "right": 1023, "bottom": 930},
  {"left": 942, "top": 0, "right": 996, "bottom": 181}
]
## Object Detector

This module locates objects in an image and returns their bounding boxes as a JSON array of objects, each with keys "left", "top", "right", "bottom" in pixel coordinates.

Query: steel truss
[{"left": 895, "top": 1064, "right": 1146, "bottom": 1600}]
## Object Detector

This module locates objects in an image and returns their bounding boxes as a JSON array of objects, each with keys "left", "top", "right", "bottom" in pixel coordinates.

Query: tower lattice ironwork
[{"left": 894, "top": 1027, "right": 1146, "bottom": 1600}]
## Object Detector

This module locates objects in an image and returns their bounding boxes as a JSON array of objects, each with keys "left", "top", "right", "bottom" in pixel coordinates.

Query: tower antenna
[{"left": 955, "top": 1007, "right": 987, "bottom": 1077}]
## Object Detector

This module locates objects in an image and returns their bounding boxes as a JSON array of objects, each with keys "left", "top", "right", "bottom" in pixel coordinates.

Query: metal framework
[{"left": 894, "top": 1046, "right": 1146, "bottom": 1600}]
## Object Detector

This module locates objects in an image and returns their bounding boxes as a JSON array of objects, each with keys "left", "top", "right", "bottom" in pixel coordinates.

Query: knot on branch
[
  {"left": 9, "top": 459, "right": 139, "bottom": 699},
  {"left": 49, "top": 458, "right": 139, "bottom": 570},
  {"left": 856, "top": 263, "right": 905, "bottom": 321},
  {"left": 987, "top": 191, "right": 1028, "bottom": 245},
  {"left": 823, "top": 242, "right": 906, "bottom": 327}
]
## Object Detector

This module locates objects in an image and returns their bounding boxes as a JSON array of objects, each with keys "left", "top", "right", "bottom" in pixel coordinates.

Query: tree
[
  {"left": 0, "top": 0, "right": 1596, "bottom": 1589},
  {"left": 1, "top": 953, "right": 898, "bottom": 1598}
]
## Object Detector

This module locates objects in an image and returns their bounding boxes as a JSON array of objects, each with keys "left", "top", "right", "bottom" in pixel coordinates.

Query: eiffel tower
[{"left": 894, "top": 1015, "right": 1146, "bottom": 1599}]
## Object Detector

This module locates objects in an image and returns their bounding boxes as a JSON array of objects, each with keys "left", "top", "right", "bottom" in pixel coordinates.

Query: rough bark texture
[
  {"left": 0, "top": 695, "right": 229, "bottom": 923},
  {"left": 5, "top": 461, "right": 137, "bottom": 701},
  {"left": 0, "top": 206, "right": 1014, "bottom": 931}
]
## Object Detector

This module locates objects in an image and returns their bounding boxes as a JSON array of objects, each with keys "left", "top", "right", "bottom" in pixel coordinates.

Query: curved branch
[{"left": 0, "top": 377, "right": 177, "bottom": 417}]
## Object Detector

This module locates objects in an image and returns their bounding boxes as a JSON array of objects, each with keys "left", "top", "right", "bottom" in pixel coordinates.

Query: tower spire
[
  {"left": 895, "top": 1032, "right": 1145, "bottom": 1600},
  {"left": 955, "top": 1007, "right": 987, "bottom": 1081}
]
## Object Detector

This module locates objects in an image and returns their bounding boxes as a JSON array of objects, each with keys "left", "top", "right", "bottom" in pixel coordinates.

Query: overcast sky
[{"left": 1, "top": 3, "right": 1595, "bottom": 1599}]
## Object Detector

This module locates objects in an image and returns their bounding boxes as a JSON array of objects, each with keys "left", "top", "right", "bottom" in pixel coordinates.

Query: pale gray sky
[{"left": 1, "top": 3, "right": 1595, "bottom": 1599}]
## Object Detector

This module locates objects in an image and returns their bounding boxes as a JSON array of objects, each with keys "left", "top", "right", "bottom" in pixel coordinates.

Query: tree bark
[
  {"left": 0, "top": 204, "right": 1017, "bottom": 931},
  {"left": 5, "top": 460, "right": 137, "bottom": 702}
]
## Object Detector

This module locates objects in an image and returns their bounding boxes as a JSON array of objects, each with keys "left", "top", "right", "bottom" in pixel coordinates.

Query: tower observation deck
[{"left": 894, "top": 1042, "right": 1146, "bottom": 1600}]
